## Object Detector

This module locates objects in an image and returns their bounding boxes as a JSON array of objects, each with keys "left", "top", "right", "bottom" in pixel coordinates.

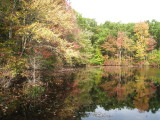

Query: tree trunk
[
  {"left": 33, "top": 57, "right": 36, "bottom": 83},
  {"left": 119, "top": 50, "right": 122, "bottom": 66},
  {"left": 9, "top": 23, "right": 13, "bottom": 39}
]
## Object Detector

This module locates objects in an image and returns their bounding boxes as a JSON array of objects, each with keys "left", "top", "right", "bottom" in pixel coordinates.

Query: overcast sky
[{"left": 70, "top": 0, "right": 160, "bottom": 24}]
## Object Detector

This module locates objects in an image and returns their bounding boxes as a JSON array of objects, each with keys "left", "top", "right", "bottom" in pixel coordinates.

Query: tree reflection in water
[{"left": 0, "top": 67, "right": 160, "bottom": 120}]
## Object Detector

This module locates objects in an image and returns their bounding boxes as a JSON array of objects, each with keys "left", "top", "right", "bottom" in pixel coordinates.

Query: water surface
[{"left": 1, "top": 67, "right": 160, "bottom": 120}]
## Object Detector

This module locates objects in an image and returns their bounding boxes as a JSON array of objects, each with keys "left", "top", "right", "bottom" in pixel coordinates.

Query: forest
[
  {"left": 2, "top": 0, "right": 160, "bottom": 119},
  {"left": 1, "top": 0, "right": 160, "bottom": 78}
]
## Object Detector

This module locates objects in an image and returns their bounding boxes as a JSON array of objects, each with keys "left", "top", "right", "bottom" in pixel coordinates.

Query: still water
[{"left": 1, "top": 67, "right": 160, "bottom": 120}]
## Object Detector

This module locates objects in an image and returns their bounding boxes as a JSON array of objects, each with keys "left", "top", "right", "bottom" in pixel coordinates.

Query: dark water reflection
[{"left": 1, "top": 67, "right": 160, "bottom": 120}]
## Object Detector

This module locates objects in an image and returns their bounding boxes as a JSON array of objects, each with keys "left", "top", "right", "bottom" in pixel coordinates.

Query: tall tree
[{"left": 134, "top": 22, "right": 156, "bottom": 61}]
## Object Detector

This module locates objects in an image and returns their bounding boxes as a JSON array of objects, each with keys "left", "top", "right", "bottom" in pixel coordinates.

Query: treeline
[
  {"left": 77, "top": 15, "right": 160, "bottom": 66},
  {"left": 0, "top": 0, "right": 93, "bottom": 77},
  {"left": 1, "top": 0, "right": 160, "bottom": 77}
]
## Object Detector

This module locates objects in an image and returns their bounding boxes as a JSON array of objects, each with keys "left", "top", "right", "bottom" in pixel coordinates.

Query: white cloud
[{"left": 70, "top": 0, "right": 160, "bottom": 24}]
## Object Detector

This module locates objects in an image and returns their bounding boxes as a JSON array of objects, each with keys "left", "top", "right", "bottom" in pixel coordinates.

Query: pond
[{"left": 1, "top": 67, "right": 160, "bottom": 120}]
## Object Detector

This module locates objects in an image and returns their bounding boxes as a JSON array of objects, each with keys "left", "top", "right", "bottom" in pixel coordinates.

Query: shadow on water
[{"left": 1, "top": 67, "right": 160, "bottom": 120}]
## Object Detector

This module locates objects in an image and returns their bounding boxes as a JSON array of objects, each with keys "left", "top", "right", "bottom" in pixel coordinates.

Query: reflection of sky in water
[{"left": 82, "top": 106, "right": 160, "bottom": 120}]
